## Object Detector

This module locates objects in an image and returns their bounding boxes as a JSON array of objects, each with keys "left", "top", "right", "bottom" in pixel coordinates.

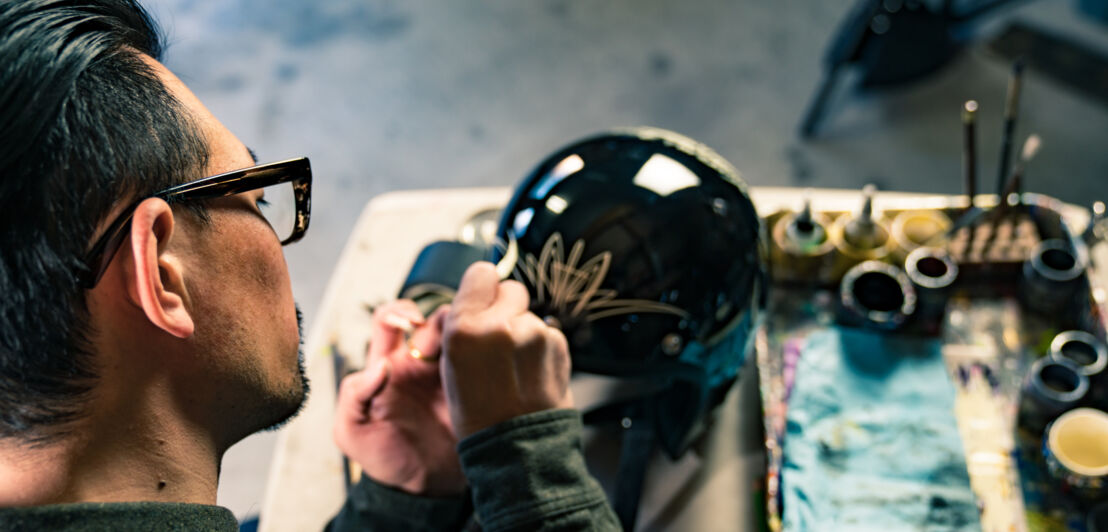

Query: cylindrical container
[
  {"left": 1050, "top": 330, "right": 1108, "bottom": 409},
  {"left": 904, "top": 247, "right": 959, "bottom": 335},
  {"left": 830, "top": 214, "right": 893, "bottom": 280},
  {"left": 1050, "top": 331, "right": 1108, "bottom": 377},
  {"left": 1043, "top": 407, "right": 1108, "bottom": 503},
  {"left": 1021, "top": 239, "right": 1087, "bottom": 322},
  {"left": 771, "top": 210, "right": 835, "bottom": 283},
  {"left": 839, "top": 261, "right": 917, "bottom": 330},
  {"left": 890, "top": 210, "right": 953, "bottom": 263},
  {"left": 1019, "top": 357, "right": 1090, "bottom": 437}
]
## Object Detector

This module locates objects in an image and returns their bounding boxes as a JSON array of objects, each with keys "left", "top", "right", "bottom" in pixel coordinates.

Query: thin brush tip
[{"left": 1021, "top": 134, "right": 1041, "bottom": 161}]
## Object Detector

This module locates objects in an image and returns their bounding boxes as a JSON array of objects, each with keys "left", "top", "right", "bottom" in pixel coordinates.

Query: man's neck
[{"left": 0, "top": 407, "right": 222, "bottom": 507}]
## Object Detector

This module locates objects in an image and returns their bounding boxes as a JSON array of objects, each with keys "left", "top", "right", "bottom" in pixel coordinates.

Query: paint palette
[{"left": 757, "top": 192, "right": 1105, "bottom": 531}]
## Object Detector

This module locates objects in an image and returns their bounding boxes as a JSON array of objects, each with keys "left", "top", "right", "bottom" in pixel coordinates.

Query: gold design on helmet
[{"left": 509, "top": 233, "right": 691, "bottom": 322}]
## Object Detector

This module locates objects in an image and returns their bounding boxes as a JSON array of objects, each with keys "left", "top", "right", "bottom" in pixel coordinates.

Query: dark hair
[{"left": 0, "top": 0, "right": 210, "bottom": 441}]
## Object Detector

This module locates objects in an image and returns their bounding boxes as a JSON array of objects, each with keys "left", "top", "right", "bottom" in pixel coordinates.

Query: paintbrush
[
  {"left": 942, "top": 101, "right": 984, "bottom": 247},
  {"left": 1001, "top": 133, "right": 1041, "bottom": 207},
  {"left": 381, "top": 235, "right": 521, "bottom": 362},
  {"left": 988, "top": 132, "right": 1041, "bottom": 257},
  {"left": 963, "top": 100, "right": 978, "bottom": 210},
  {"left": 995, "top": 59, "right": 1025, "bottom": 196}
]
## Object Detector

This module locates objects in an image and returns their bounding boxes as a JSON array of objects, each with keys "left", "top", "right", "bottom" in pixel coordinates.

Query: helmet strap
[
  {"left": 613, "top": 401, "right": 655, "bottom": 531},
  {"left": 582, "top": 396, "right": 671, "bottom": 530}
]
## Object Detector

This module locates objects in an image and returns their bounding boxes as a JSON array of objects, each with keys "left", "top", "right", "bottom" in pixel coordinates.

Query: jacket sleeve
[
  {"left": 324, "top": 473, "right": 472, "bottom": 532},
  {"left": 457, "top": 409, "right": 623, "bottom": 532}
]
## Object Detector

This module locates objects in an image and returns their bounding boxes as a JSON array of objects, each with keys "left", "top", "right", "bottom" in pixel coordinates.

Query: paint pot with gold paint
[
  {"left": 890, "top": 210, "right": 952, "bottom": 263},
  {"left": 839, "top": 260, "right": 917, "bottom": 331},
  {"left": 1043, "top": 407, "right": 1108, "bottom": 503},
  {"left": 829, "top": 185, "right": 892, "bottom": 279}
]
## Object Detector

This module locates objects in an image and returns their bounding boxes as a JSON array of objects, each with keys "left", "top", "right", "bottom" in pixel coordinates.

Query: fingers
[
  {"left": 440, "top": 294, "right": 575, "bottom": 438},
  {"left": 514, "top": 313, "right": 573, "bottom": 410},
  {"left": 375, "top": 299, "right": 426, "bottom": 326},
  {"left": 451, "top": 262, "right": 500, "bottom": 315},
  {"left": 510, "top": 312, "right": 572, "bottom": 389},
  {"left": 486, "top": 279, "right": 530, "bottom": 319},
  {"left": 368, "top": 300, "right": 425, "bottom": 362},
  {"left": 408, "top": 305, "right": 449, "bottom": 362},
  {"left": 453, "top": 262, "right": 530, "bottom": 319},
  {"left": 547, "top": 326, "right": 574, "bottom": 409},
  {"left": 337, "top": 358, "right": 391, "bottom": 423}
]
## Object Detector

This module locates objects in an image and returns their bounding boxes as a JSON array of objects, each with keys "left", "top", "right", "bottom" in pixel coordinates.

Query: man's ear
[{"left": 125, "top": 198, "right": 194, "bottom": 339}]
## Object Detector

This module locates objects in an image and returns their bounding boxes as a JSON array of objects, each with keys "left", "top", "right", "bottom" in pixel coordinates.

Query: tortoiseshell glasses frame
[{"left": 80, "top": 157, "right": 312, "bottom": 288}]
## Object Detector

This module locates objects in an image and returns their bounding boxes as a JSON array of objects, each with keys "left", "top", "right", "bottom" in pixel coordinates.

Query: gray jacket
[{"left": 0, "top": 409, "right": 620, "bottom": 532}]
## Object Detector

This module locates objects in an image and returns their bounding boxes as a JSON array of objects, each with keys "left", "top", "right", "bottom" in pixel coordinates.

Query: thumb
[{"left": 451, "top": 262, "right": 500, "bottom": 316}]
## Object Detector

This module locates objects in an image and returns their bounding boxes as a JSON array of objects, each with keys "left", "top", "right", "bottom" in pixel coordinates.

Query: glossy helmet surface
[{"left": 494, "top": 127, "right": 767, "bottom": 457}]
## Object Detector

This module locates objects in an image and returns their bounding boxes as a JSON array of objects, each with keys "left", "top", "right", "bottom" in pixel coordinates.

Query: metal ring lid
[
  {"left": 905, "top": 247, "right": 959, "bottom": 290},
  {"left": 1029, "top": 356, "right": 1090, "bottom": 406},
  {"left": 1029, "top": 239, "right": 1085, "bottom": 283},
  {"left": 1050, "top": 330, "right": 1108, "bottom": 377}
]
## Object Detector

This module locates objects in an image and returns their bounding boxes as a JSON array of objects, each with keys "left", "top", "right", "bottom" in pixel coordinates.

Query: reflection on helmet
[{"left": 494, "top": 127, "right": 767, "bottom": 458}]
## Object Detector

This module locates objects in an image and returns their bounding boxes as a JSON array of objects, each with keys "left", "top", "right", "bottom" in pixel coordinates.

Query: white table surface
[{"left": 259, "top": 186, "right": 1096, "bottom": 532}]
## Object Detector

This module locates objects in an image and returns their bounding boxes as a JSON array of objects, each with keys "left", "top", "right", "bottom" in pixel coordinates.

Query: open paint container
[
  {"left": 1020, "top": 357, "right": 1089, "bottom": 435},
  {"left": 1044, "top": 407, "right": 1108, "bottom": 500},
  {"left": 839, "top": 260, "right": 917, "bottom": 330}
]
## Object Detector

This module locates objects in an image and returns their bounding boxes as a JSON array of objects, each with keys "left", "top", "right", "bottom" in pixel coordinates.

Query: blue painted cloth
[{"left": 782, "top": 328, "right": 980, "bottom": 531}]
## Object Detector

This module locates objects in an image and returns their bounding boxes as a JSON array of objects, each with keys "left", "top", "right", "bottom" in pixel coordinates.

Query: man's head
[{"left": 0, "top": 0, "right": 307, "bottom": 449}]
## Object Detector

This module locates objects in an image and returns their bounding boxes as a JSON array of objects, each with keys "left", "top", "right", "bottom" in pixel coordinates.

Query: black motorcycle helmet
[{"left": 494, "top": 127, "right": 767, "bottom": 458}]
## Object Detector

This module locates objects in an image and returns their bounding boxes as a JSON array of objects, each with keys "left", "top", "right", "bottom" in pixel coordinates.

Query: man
[{"left": 0, "top": 1, "right": 618, "bottom": 530}]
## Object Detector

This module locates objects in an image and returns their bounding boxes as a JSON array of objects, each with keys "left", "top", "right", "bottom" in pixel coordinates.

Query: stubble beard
[{"left": 258, "top": 305, "right": 311, "bottom": 433}]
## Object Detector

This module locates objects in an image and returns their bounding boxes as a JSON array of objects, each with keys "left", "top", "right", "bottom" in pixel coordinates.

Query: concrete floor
[{"left": 142, "top": 0, "right": 1108, "bottom": 522}]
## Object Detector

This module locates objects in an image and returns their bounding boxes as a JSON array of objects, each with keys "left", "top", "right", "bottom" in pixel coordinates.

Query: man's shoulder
[{"left": 0, "top": 501, "right": 239, "bottom": 531}]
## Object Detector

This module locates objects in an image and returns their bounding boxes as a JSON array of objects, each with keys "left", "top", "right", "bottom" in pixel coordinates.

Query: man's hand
[
  {"left": 333, "top": 300, "right": 465, "bottom": 496},
  {"left": 441, "top": 262, "right": 574, "bottom": 440}
]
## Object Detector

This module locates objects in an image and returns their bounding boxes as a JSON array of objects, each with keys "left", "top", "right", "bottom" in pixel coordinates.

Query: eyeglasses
[{"left": 81, "top": 157, "right": 312, "bottom": 288}]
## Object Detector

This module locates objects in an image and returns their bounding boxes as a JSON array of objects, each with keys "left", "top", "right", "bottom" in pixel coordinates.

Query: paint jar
[
  {"left": 1043, "top": 407, "right": 1108, "bottom": 503},
  {"left": 890, "top": 210, "right": 952, "bottom": 263},
  {"left": 829, "top": 185, "right": 891, "bottom": 279},
  {"left": 829, "top": 213, "right": 892, "bottom": 280},
  {"left": 771, "top": 210, "right": 835, "bottom": 283},
  {"left": 904, "top": 247, "right": 958, "bottom": 335},
  {"left": 1050, "top": 330, "right": 1108, "bottom": 409},
  {"left": 839, "top": 261, "right": 916, "bottom": 331},
  {"left": 1021, "top": 239, "right": 1087, "bottom": 324},
  {"left": 1019, "top": 357, "right": 1090, "bottom": 437}
]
